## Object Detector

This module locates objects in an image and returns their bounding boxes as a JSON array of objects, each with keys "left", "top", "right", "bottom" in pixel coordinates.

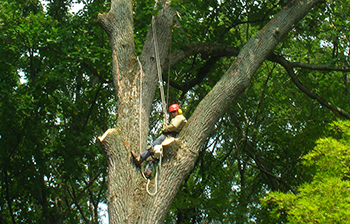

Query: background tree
[
  {"left": 262, "top": 120, "right": 350, "bottom": 223},
  {"left": 0, "top": 0, "right": 112, "bottom": 222}
]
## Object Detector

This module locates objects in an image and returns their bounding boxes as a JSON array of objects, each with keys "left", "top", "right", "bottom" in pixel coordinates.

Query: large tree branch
[
  {"left": 164, "top": 42, "right": 240, "bottom": 70},
  {"left": 163, "top": 42, "right": 240, "bottom": 93},
  {"left": 151, "top": 0, "right": 324, "bottom": 222},
  {"left": 165, "top": 42, "right": 350, "bottom": 119},
  {"left": 97, "top": 0, "right": 135, "bottom": 98},
  {"left": 182, "top": 0, "right": 325, "bottom": 153},
  {"left": 166, "top": 42, "right": 350, "bottom": 73}
]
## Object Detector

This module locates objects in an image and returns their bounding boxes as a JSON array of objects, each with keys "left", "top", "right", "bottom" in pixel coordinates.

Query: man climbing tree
[
  {"left": 96, "top": 0, "right": 337, "bottom": 223},
  {"left": 131, "top": 103, "right": 187, "bottom": 178}
]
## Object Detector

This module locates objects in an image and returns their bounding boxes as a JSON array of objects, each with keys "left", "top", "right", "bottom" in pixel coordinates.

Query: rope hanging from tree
[
  {"left": 136, "top": 8, "right": 168, "bottom": 195},
  {"left": 152, "top": 18, "right": 168, "bottom": 125},
  {"left": 138, "top": 56, "right": 160, "bottom": 196}
]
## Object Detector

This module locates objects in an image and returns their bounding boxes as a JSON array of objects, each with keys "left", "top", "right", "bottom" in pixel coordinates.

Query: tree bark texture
[{"left": 97, "top": 0, "right": 323, "bottom": 223}]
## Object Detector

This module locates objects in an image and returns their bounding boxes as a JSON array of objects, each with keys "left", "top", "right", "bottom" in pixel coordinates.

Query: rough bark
[
  {"left": 97, "top": 0, "right": 323, "bottom": 223},
  {"left": 97, "top": 0, "right": 174, "bottom": 222}
]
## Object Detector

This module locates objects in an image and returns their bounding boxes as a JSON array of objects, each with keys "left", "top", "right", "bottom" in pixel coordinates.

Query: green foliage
[
  {"left": 162, "top": 1, "right": 350, "bottom": 223},
  {"left": 262, "top": 120, "right": 350, "bottom": 223},
  {"left": 1, "top": 0, "right": 350, "bottom": 222},
  {"left": 0, "top": 0, "right": 112, "bottom": 222}
]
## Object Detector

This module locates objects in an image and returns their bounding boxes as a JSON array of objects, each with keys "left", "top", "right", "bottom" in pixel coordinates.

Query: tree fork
[{"left": 97, "top": 0, "right": 323, "bottom": 223}]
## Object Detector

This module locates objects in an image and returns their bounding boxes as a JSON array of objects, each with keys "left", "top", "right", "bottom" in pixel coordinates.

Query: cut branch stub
[
  {"left": 97, "top": 129, "right": 116, "bottom": 160},
  {"left": 161, "top": 137, "right": 178, "bottom": 163}
]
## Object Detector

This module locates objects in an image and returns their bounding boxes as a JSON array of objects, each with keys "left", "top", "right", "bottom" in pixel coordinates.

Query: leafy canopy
[{"left": 262, "top": 120, "right": 350, "bottom": 223}]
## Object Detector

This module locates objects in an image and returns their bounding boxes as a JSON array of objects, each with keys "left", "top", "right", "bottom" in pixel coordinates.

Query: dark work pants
[
  {"left": 140, "top": 133, "right": 167, "bottom": 160},
  {"left": 140, "top": 133, "right": 168, "bottom": 174}
]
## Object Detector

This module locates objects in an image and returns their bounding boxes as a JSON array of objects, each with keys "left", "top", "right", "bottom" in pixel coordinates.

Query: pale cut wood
[
  {"left": 97, "top": 129, "right": 114, "bottom": 142},
  {"left": 161, "top": 136, "right": 175, "bottom": 146}
]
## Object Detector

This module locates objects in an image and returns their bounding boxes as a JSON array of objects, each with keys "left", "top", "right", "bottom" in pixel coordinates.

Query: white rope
[
  {"left": 152, "top": 14, "right": 168, "bottom": 125},
  {"left": 144, "top": 154, "right": 162, "bottom": 196},
  {"left": 145, "top": 164, "right": 158, "bottom": 196},
  {"left": 137, "top": 54, "right": 162, "bottom": 196},
  {"left": 137, "top": 57, "right": 143, "bottom": 155},
  {"left": 138, "top": 57, "right": 157, "bottom": 195},
  {"left": 136, "top": 0, "right": 166, "bottom": 196}
]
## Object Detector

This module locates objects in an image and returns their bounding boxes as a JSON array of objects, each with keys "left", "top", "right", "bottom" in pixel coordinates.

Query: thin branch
[
  {"left": 230, "top": 110, "right": 297, "bottom": 194},
  {"left": 4, "top": 171, "right": 16, "bottom": 224},
  {"left": 252, "top": 63, "right": 275, "bottom": 139},
  {"left": 179, "top": 56, "right": 221, "bottom": 98},
  {"left": 96, "top": 175, "right": 106, "bottom": 217},
  {"left": 69, "top": 185, "right": 90, "bottom": 223},
  {"left": 270, "top": 54, "right": 350, "bottom": 120},
  {"left": 242, "top": 159, "right": 297, "bottom": 194},
  {"left": 0, "top": 214, "right": 8, "bottom": 224},
  {"left": 290, "top": 61, "right": 350, "bottom": 72},
  {"left": 81, "top": 82, "right": 103, "bottom": 132}
]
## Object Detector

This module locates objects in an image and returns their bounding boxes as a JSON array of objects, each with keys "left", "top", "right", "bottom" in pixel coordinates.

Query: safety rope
[
  {"left": 166, "top": 33, "right": 172, "bottom": 109},
  {"left": 136, "top": 7, "right": 167, "bottom": 194},
  {"left": 138, "top": 57, "right": 159, "bottom": 195},
  {"left": 137, "top": 0, "right": 169, "bottom": 196},
  {"left": 144, "top": 155, "right": 161, "bottom": 196},
  {"left": 138, "top": 57, "right": 143, "bottom": 155},
  {"left": 142, "top": 13, "right": 166, "bottom": 196},
  {"left": 151, "top": 11, "right": 168, "bottom": 125}
]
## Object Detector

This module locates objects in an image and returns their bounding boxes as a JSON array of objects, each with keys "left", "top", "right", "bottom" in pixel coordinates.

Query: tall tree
[
  {"left": 0, "top": 0, "right": 112, "bottom": 222},
  {"left": 262, "top": 120, "right": 350, "bottom": 223},
  {"left": 96, "top": 0, "right": 339, "bottom": 223}
]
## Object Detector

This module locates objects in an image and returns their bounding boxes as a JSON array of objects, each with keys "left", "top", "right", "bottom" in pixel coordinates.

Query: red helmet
[{"left": 168, "top": 104, "right": 180, "bottom": 113}]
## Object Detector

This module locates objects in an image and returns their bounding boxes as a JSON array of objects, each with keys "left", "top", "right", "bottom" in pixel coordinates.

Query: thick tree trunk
[
  {"left": 97, "top": 0, "right": 174, "bottom": 222},
  {"left": 97, "top": 0, "right": 322, "bottom": 223}
]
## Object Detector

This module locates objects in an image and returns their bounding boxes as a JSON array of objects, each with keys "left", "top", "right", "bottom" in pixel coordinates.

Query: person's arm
[
  {"left": 162, "top": 115, "right": 186, "bottom": 133},
  {"left": 162, "top": 121, "right": 176, "bottom": 133}
]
